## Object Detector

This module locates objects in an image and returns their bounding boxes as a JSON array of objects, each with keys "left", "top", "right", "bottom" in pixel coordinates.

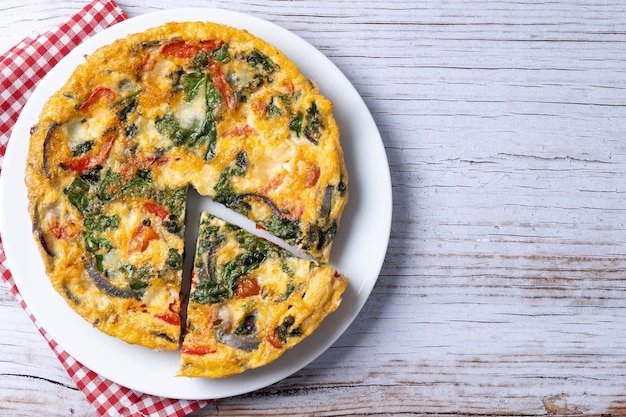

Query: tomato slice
[
  {"left": 235, "top": 276, "right": 261, "bottom": 298},
  {"left": 128, "top": 224, "right": 160, "bottom": 253},
  {"left": 143, "top": 201, "right": 170, "bottom": 221},
  {"left": 267, "top": 328, "right": 283, "bottom": 349}
]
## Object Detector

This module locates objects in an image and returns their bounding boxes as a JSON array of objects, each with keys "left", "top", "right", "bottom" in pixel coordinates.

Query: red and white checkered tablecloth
[{"left": 0, "top": 1, "right": 213, "bottom": 415}]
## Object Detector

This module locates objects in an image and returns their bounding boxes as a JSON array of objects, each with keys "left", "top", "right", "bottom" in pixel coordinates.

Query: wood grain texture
[{"left": 2, "top": 0, "right": 626, "bottom": 415}]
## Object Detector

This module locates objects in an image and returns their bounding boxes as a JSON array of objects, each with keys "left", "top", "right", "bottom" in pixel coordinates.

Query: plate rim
[{"left": 0, "top": 7, "right": 392, "bottom": 399}]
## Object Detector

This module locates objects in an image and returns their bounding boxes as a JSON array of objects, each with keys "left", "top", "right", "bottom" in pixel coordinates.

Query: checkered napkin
[{"left": 0, "top": 1, "right": 213, "bottom": 415}]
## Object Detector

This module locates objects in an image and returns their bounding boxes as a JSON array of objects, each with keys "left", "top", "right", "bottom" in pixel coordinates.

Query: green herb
[
  {"left": 121, "top": 168, "right": 152, "bottom": 197},
  {"left": 84, "top": 233, "right": 113, "bottom": 252},
  {"left": 155, "top": 114, "right": 189, "bottom": 146},
  {"left": 192, "top": 50, "right": 209, "bottom": 69},
  {"left": 71, "top": 140, "right": 94, "bottom": 157},
  {"left": 84, "top": 214, "right": 119, "bottom": 232},
  {"left": 202, "top": 80, "right": 220, "bottom": 160},
  {"left": 112, "top": 92, "right": 139, "bottom": 124},
  {"left": 319, "top": 185, "right": 334, "bottom": 218},
  {"left": 229, "top": 72, "right": 265, "bottom": 103},
  {"left": 156, "top": 72, "right": 220, "bottom": 161},
  {"left": 247, "top": 50, "right": 277, "bottom": 73},
  {"left": 289, "top": 112, "right": 304, "bottom": 137},
  {"left": 284, "top": 282, "right": 295, "bottom": 297},
  {"left": 165, "top": 248, "right": 183, "bottom": 270},
  {"left": 261, "top": 215, "right": 300, "bottom": 240},
  {"left": 181, "top": 73, "right": 205, "bottom": 101},
  {"left": 302, "top": 220, "right": 338, "bottom": 252},
  {"left": 220, "top": 251, "right": 266, "bottom": 283},
  {"left": 304, "top": 101, "right": 324, "bottom": 144},
  {"left": 233, "top": 314, "right": 256, "bottom": 336},
  {"left": 96, "top": 169, "right": 122, "bottom": 201},
  {"left": 80, "top": 166, "right": 102, "bottom": 183},
  {"left": 276, "top": 315, "right": 302, "bottom": 343},
  {"left": 211, "top": 43, "right": 230, "bottom": 63},
  {"left": 196, "top": 223, "right": 220, "bottom": 250},
  {"left": 267, "top": 96, "right": 282, "bottom": 119},
  {"left": 191, "top": 280, "right": 232, "bottom": 304},
  {"left": 95, "top": 254, "right": 105, "bottom": 272},
  {"left": 193, "top": 248, "right": 265, "bottom": 304},
  {"left": 124, "top": 264, "right": 153, "bottom": 290},
  {"left": 64, "top": 177, "right": 91, "bottom": 215},
  {"left": 213, "top": 151, "right": 250, "bottom": 213}
]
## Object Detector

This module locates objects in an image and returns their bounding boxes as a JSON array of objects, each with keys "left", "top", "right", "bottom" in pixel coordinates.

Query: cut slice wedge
[{"left": 179, "top": 212, "right": 348, "bottom": 378}]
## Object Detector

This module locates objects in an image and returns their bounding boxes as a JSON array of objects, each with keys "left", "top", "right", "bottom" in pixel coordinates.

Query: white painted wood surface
[{"left": 2, "top": 0, "right": 626, "bottom": 415}]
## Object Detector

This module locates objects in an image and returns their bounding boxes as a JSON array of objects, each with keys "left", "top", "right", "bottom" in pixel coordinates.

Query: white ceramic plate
[{"left": 0, "top": 8, "right": 391, "bottom": 399}]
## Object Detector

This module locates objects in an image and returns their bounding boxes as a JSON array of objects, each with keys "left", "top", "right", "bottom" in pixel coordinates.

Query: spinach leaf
[
  {"left": 121, "top": 168, "right": 152, "bottom": 196},
  {"left": 304, "top": 101, "right": 324, "bottom": 144},
  {"left": 213, "top": 151, "right": 250, "bottom": 214},
  {"left": 165, "top": 248, "right": 183, "bottom": 270},
  {"left": 71, "top": 140, "right": 94, "bottom": 157},
  {"left": 123, "top": 264, "right": 153, "bottom": 290},
  {"left": 192, "top": 50, "right": 209, "bottom": 69},
  {"left": 220, "top": 251, "right": 266, "bottom": 283},
  {"left": 261, "top": 215, "right": 300, "bottom": 240},
  {"left": 247, "top": 50, "right": 278, "bottom": 73},
  {"left": 267, "top": 96, "right": 281, "bottom": 119},
  {"left": 80, "top": 166, "right": 103, "bottom": 183},
  {"left": 191, "top": 279, "right": 231, "bottom": 304},
  {"left": 182, "top": 73, "right": 205, "bottom": 101},
  {"left": 64, "top": 177, "right": 91, "bottom": 215},
  {"left": 276, "top": 315, "right": 302, "bottom": 343},
  {"left": 96, "top": 169, "right": 122, "bottom": 201},
  {"left": 114, "top": 92, "right": 139, "bottom": 124},
  {"left": 289, "top": 112, "right": 304, "bottom": 137},
  {"left": 84, "top": 233, "right": 112, "bottom": 252},
  {"left": 234, "top": 314, "right": 257, "bottom": 336},
  {"left": 211, "top": 43, "right": 230, "bottom": 63},
  {"left": 155, "top": 114, "right": 189, "bottom": 146},
  {"left": 302, "top": 220, "right": 338, "bottom": 252},
  {"left": 156, "top": 73, "right": 220, "bottom": 161},
  {"left": 84, "top": 213, "right": 119, "bottom": 232}
]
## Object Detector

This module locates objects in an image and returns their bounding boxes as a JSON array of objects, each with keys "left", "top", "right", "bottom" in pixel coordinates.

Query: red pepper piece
[
  {"left": 306, "top": 165, "right": 321, "bottom": 188},
  {"left": 79, "top": 86, "right": 119, "bottom": 114},
  {"left": 208, "top": 57, "right": 236, "bottom": 111},
  {"left": 154, "top": 312, "right": 181, "bottom": 326},
  {"left": 222, "top": 125, "right": 256, "bottom": 137},
  {"left": 119, "top": 155, "right": 156, "bottom": 181},
  {"left": 160, "top": 39, "right": 224, "bottom": 59},
  {"left": 181, "top": 344, "right": 217, "bottom": 355},
  {"left": 63, "top": 132, "right": 116, "bottom": 173}
]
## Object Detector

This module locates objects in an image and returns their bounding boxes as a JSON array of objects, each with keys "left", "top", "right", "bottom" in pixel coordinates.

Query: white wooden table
[{"left": 3, "top": 0, "right": 626, "bottom": 415}]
